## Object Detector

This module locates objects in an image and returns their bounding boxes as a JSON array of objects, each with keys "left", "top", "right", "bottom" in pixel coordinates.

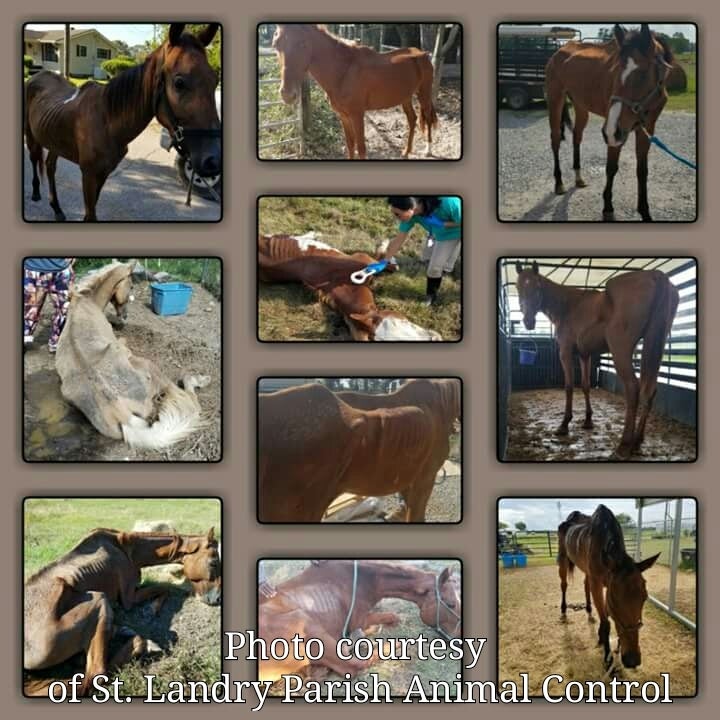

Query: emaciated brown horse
[
  {"left": 272, "top": 24, "right": 437, "bottom": 159},
  {"left": 259, "top": 560, "right": 460, "bottom": 682},
  {"left": 259, "top": 233, "right": 441, "bottom": 341},
  {"left": 546, "top": 24, "right": 673, "bottom": 221},
  {"left": 558, "top": 506, "right": 659, "bottom": 669},
  {"left": 25, "top": 24, "right": 220, "bottom": 221},
  {"left": 56, "top": 261, "right": 212, "bottom": 449},
  {"left": 24, "top": 527, "right": 221, "bottom": 696},
  {"left": 515, "top": 262, "right": 678, "bottom": 459},
  {"left": 258, "top": 382, "right": 457, "bottom": 522}
]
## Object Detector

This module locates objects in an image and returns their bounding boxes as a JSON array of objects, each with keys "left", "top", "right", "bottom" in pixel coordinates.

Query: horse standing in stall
[
  {"left": 259, "top": 233, "right": 441, "bottom": 341},
  {"left": 56, "top": 261, "right": 212, "bottom": 449},
  {"left": 558, "top": 506, "right": 659, "bottom": 669},
  {"left": 25, "top": 24, "right": 221, "bottom": 221},
  {"left": 24, "top": 527, "right": 221, "bottom": 696},
  {"left": 545, "top": 24, "right": 673, "bottom": 220},
  {"left": 271, "top": 24, "right": 438, "bottom": 159},
  {"left": 259, "top": 560, "right": 460, "bottom": 682},
  {"left": 515, "top": 262, "right": 678, "bottom": 459}
]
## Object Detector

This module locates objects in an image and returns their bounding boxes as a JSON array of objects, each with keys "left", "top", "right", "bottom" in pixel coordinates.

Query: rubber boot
[{"left": 423, "top": 276, "right": 442, "bottom": 307}]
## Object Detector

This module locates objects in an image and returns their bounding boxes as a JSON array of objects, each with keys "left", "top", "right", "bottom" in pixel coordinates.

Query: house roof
[{"left": 23, "top": 27, "right": 120, "bottom": 51}]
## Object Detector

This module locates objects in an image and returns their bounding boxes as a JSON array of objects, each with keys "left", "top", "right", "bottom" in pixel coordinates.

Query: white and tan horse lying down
[{"left": 55, "top": 261, "right": 211, "bottom": 449}]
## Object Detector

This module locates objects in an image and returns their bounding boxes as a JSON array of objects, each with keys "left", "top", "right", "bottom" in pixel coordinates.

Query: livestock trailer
[{"left": 498, "top": 25, "right": 579, "bottom": 109}]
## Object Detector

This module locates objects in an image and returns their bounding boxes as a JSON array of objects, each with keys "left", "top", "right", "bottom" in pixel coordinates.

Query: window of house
[
  {"left": 97, "top": 48, "right": 111, "bottom": 60},
  {"left": 41, "top": 44, "right": 58, "bottom": 62},
  {"left": 76, "top": 45, "right": 87, "bottom": 57}
]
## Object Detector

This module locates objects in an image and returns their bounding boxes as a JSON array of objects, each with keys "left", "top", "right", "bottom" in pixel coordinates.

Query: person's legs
[
  {"left": 23, "top": 270, "right": 49, "bottom": 347},
  {"left": 47, "top": 266, "right": 74, "bottom": 352},
  {"left": 442, "top": 238, "right": 462, "bottom": 274},
  {"left": 425, "top": 240, "right": 460, "bottom": 305}
]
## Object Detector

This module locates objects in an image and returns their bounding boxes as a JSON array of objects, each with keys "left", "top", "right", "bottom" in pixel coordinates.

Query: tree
[
  {"left": 597, "top": 27, "right": 613, "bottom": 41},
  {"left": 430, "top": 23, "right": 460, "bottom": 101},
  {"left": 515, "top": 521, "right": 527, "bottom": 531},
  {"left": 155, "top": 24, "right": 222, "bottom": 77},
  {"left": 112, "top": 39, "right": 131, "bottom": 57},
  {"left": 498, "top": 521, "right": 509, "bottom": 530},
  {"left": 616, "top": 513, "right": 635, "bottom": 528}
]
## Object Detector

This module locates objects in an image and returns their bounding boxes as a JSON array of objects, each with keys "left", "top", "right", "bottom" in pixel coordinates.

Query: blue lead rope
[{"left": 648, "top": 134, "right": 697, "bottom": 171}]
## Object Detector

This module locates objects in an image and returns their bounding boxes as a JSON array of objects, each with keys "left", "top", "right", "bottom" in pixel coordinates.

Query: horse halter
[
  {"left": 433, "top": 572, "right": 461, "bottom": 641},
  {"left": 609, "top": 54, "right": 669, "bottom": 127},
  {"left": 153, "top": 58, "right": 221, "bottom": 156}
]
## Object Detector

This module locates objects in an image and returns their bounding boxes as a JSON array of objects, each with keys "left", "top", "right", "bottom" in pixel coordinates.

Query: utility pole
[{"left": 63, "top": 24, "right": 71, "bottom": 78}]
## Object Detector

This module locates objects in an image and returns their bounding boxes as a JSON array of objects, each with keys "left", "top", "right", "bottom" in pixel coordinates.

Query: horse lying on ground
[
  {"left": 24, "top": 527, "right": 221, "bottom": 696},
  {"left": 25, "top": 24, "right": 221, "bottom": 221},
  {"left": 259, "top": 380, "right": 459, "bottom": 522},
  {"left": 558, "top": 505, "right": 659, "bottom": 669},
  {"left": 259, "top": 233, "right": 441, "bottom": 341},
  {"left": 259, "top": 560, "right": 460, "bottom": 682},
  {"left": 272, "top": 24, "right": 438, "bottom": 159},
  {"left": 545, "top": 24, "right": 673, "bottom": 220},
  {"left": 55, "top": 261, "right": 212, "bottom": 450},
  {"left": 515, "top": 261, "right": 678, "bottom": 459}
]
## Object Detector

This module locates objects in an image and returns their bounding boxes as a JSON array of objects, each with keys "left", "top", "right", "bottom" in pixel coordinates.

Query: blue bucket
[
  {"left": 501, "top": 553, "right": 515, "bottom": 569},
  {"left": 514, "top": 554, "right": 528, "bottom": 568},
  {"left": 150, "top": 282, "right": 193, "bottom": 316},
  {"left": 518, "top": 342, "right": 537, "bottom": 366}
]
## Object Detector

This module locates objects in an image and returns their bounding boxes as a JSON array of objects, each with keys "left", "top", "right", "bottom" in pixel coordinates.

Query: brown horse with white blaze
[
  {"left": 545, "top": 24, "right": 673, "bottom": 221},
  {"left": 558, "top": 506, "right": 659, "bottom": 669},
  {"left": 272, "top": 24, "right": 438, "bottom": 159},
  {"left": 25, "top": 24, "right": 220, "bottom": 221},
  {"left": 515, "top": 261, "right": 678, "bottom": 459}
]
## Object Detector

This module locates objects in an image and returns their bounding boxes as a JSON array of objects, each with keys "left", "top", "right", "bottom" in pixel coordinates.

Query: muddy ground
[
  {"left": 498, "top": 564, "right": 696, "bottom": 696},
  {"left": 504, "top": 388, "right": 696, "bottom": 462},
  {"left": 23, "top": 281, "right": 221, "bottom": 462},
  {"left": 262, "top": 559, "right": 462, "bottom": 697}
]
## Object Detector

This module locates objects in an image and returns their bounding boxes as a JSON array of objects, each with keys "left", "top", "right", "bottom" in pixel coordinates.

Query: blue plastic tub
[
  {"left": 518, "top": 342, "right": 537, "bottom": 366},
  {"left": 501, "top": 553, "right": 515, "bottom": 569},
  {"left": 151, "top": 282, "right": 193, "bottom": 316},
  {"left": 514, "top": 554, "right": 528, "bottom": 568}
]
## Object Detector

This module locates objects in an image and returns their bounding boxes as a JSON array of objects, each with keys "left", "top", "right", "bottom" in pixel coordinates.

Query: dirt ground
[
  {"left": 504, "top": 388, "right": 696, "bottom": 462},
  {"left": 262, "top": 559, "right": 462, "bottom": 697},
  {"left": 498, "top": 564, "right": 696, "bottom": 697},
  {"left": 361, "top": 79, "right": 462, "bottom": 160},
  {"left": 23, "top": 280, "right": 221, "bottom": 462}
]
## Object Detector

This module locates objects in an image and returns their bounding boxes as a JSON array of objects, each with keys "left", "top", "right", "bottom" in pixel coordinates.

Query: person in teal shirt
[{"left": 383, "top": 196, "right": 462, "bottom": 305}]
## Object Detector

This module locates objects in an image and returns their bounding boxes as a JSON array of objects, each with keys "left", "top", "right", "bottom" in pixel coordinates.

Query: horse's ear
[
  {"left": 613, "top": 24, "right": 626, "bottom": 47},
  {"left": 532, "top": 261, "right": 539, "bottom": 275},
  {"left": 515, "top": 261, "right": 523, "bottom": 275},
  {"left": 439, "top": 567, "right": 451, "bottom": 584},
  {"left": 207, "top": 527, "right": 216, "bottom": 543},
  {"left": 168, "top": 24, "right": 185, "bottom": 47},
  {"left": 639, "top": 24, "right": 653, "bottom": 51},
  {"left": 636, "top": 552, "right": 661, "bottom": 573},
  {"left": 197, "top": 24, "right": 220, "bottom": 47}
]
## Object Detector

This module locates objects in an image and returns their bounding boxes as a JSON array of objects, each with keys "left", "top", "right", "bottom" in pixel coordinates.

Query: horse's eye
[{"left": 174, "top": 76, "right": 187, "bottom": 91}]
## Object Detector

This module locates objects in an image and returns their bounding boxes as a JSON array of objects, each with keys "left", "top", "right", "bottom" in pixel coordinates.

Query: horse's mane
[
  {"left": 74, "top": 261, "right": 128, "bottom": 295},
  {"left": 591, "top": 505, "right": 632, "bottom": 570},
  {"left": 104, "top": 59, "right": 152, "bottom": 118},
  {"left": 617, "top": 27, "right": 674, "bottom": 64},
  {"left": 313, "top": 24, "right": 374, "bottom": 51}
]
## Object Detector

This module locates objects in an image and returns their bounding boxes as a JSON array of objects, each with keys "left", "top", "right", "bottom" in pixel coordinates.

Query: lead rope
[{"left": 342, "top": 560, "right": 359, "bottom": 640}]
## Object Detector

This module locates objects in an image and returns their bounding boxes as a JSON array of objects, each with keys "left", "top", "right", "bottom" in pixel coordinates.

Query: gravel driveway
[
  {"left": 498, "top": 109, "right": 697, "bottom": 222},
  {"left": 23, "top": 122, "right": 221, "bottom": 223}
]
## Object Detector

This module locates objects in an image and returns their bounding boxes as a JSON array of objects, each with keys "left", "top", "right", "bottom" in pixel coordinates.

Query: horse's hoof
[
  {"left": 554, "top": 426, "right": 569, "bottom": 436},
  {"left": 54, "top": 212, "right": 66, "bottom": 222},
  {"left": 640, "top": 213, "right": 653, "bottom": 222},
  {"left": 555, "top": 185, "right": 566, "bottom": 196},
  {"left": 602, "top": 211, "right": 615, "bottom": 222},
  {"left": 582, "top": 420, "right": 594, "bottom": 430},
  {"left": 612, "top": 445, "right": 633, "bottom": 461},
  {"left": 575, "top": 179, "right": 588, "bottom": 188},
  {"left": 31, "top": 192, "right": 41, "bottom": 202}
]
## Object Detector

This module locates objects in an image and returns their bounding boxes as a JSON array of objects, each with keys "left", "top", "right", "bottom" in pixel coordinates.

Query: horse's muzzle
[
  {"left": 523, "top": 315, "right": 536, "bottom": 331},
  {"left": 622, "top": 650, "right": 641, "bottom": 668},
  {"left": 202, "top": 585, "right": 222, "bottom": 606}
]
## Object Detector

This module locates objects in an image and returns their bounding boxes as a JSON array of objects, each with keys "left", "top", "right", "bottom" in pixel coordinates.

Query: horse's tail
[
  {"left": 121, "top": 377, "right": 209, "bottom": 450},
  {"left": 640, "top": 272, "right": 680, "bottom": 385},
  {"left": 560, "top": 98, "right": 574, "bottom": 142},
  {"left": 557, "top": 519, "right": 574, "bottom": 580},
  {"left": 417, "top": 55, "right": 439, "bottom": 134},
  {"left": 23, "top": 84, "right": 45, "bottom": 179}
]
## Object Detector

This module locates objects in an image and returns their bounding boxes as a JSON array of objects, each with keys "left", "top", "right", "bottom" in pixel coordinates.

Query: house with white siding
[{"left": 24, "top": 27, "right": 120, "bottom": 79}]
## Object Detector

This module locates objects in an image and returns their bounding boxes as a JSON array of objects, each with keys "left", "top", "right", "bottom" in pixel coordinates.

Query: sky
[
  {"left": 498, "top": 498, "right": 697, "bottom": 531},
  {"left": 538, "top": 23, "right": 696, "bottom": 43},
  {"left": 26, "top": 23, "right": 158, "bottom": 46}
]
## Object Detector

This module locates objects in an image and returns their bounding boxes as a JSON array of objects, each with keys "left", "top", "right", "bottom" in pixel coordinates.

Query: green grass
[
  {"left": 665, "top": 52, "right": 696, "bottom": 112},
  {"left": 258, "top": 197, "right": 462, "bottom": 341},
  {"left": 24, "top": 498, "right": 221, "bottom": 578}
]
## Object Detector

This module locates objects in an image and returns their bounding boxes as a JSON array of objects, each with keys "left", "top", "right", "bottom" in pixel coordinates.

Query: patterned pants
[{"left": 23, "top": 267, "right": 74, "bottom": 351}]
